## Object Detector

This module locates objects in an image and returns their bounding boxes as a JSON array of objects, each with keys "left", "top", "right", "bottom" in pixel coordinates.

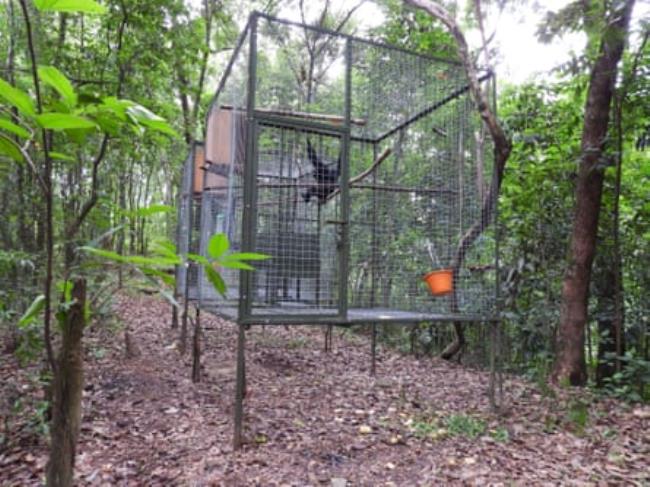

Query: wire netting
[{"left": 177, "top": 14, "right": 498, "bottom": 323}]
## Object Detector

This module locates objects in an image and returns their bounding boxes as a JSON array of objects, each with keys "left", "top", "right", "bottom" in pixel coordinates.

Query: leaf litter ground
[{"left": 1, "top": 292, "right": 648, "bottom": 485}]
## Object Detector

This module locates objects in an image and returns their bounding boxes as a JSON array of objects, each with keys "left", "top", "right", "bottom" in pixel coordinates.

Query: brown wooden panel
[
  {"left": 192, "top": 143, "right": 207, "bottom": 193},
  {"left": 201, "top": 108, "right": 233, "bottom": 191}
]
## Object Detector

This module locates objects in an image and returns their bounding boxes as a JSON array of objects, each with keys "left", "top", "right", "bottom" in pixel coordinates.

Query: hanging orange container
[{"left": 423, "top": 268, "right": 453, "bottom": 296}]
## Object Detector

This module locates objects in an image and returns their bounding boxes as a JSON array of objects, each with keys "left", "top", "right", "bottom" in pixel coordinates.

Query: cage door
[{"left": 247, "top": 122, "right": 347, "bottom": 322}]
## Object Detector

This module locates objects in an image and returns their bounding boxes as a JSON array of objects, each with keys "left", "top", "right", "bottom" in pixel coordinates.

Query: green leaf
[
  {"left": 133, "top": 204, "right": 173, "bottom": 217},
  {"left": 141, "top": 266, "right": 175, "bottom": 286},
  {"left": 82, "top": 246, "right": 178, "bottom": 267},
  {"left": 204, "top": 265, "right": 227, "bottom": 297},
  {"left": 34, "top": 0, "right": 107, "bottom": 14},
  {"left": 38, "top": 66, "right": 77, "bottom": 107},
  {"left": 207, "top": 233, "right": 229, "bottom": 259},
  {"left": 151, "top": 240, "right": 178, "bottom": 259},
  {"left": 0, "top": 78, "right": 36, "bottom": 117},
  {"left": 81, "top": 246, "right": 128, "bottom": 264},
  {"left": 0, "top": 135, "right": 24, "bottom": 162},
  {"left": 126, "top": 104, "right": 164, "bottom": 122},
  {"left": 84, "top": 225, "right": 124, "bottom": 248},
  {"left": 0, "top": 119, "right": 30, "bottom": 138},
  {"left": 126, "top": 104, "right": 178, "bottom": 137},
  {"left": 49, "top": 151, "right": 76, "bottom": 161},
  {"left": 226, "top": 252, "right": 271, "bottom": 261},
  {"left": 19, "top": 295, "right": 46, "bottom": 328},
  {"left": 219, "top": 259, "right": 255, "bottom": 271},
  {"left": 139, "top": 119, "right": 178, "bottom": 137},
  {"left": 187, "top": 253, "right": 209, "bottom": 266},
  {"left": 36, "top": 113, "right": 96, "bottom": 131}
]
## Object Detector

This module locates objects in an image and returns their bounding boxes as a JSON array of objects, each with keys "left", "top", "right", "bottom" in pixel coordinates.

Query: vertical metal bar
[
  {"left": 370, "top": 141, "right": 378, "bottom": 375},
  {"left": 370, "top": 142, "right": 378, "bottom": 308},
  {"left": 338, "top": 38, "right": 352, "bottom": 320},
  {"left": 488, "top": 320, "right": 496, "bottom": 411},
  {"left": 233, "top": 323, "right": 246, "bottom": 449},
  {"left": 183, "top": 144, "right": 197, "bottom": 331},
  {"left": 239, "top": 13, "right": 258, "bottom": 322},
  {"left": 491, "top": 74, "right": 502, "bottom": 409},
  {"left": 371, "top": 323, "right": 377, "bottom": 375},
  {"left": 316, "top": 203, "right": 321, "bottom": 306},
  {"left": 234, "top": 11, "right": 257, "bottom": 451},
  {"left": 492, "top": 73, "right": 500, "bottom": 317},
  {"left": 198, "top": 144, "right": 210, "bottom": 308}
]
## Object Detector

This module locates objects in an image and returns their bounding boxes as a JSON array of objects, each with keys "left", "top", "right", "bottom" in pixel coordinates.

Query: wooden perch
[
  {"left": 325, "top": 147, "right": 392, "bottom": 202},
  {"left": 220, "top": 104, "right": 367, "bottom": 127}
]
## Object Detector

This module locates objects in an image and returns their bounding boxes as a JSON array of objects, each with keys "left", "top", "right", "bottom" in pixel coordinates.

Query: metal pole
[
  {"left": 337, "top": 38, "right": 352, "bottom": 321},
  {"left": 238, "top": 12, "right": 258, "bottom": 322},
  {"left": 234, "top": 12, "right": 258, "bottom": 451},
  {"left": 370, "top": 142, "right": 378, "bottom": 376},
  {"left": 488, "top": 320, "right": 496, "bottom": 411},
  {"left": 371, "top": 323, "right": 377, "bottom": 375},
  {"left": 233, "top": 323, "right": 246, "bottom": 449}
]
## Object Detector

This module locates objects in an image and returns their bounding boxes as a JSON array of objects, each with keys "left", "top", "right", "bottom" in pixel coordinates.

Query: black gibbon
[{"left": 302, "top": 139, "right": 341, "bottom": 204}]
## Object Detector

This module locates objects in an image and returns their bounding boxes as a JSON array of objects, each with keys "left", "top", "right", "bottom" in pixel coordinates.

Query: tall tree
[{"left": 552, "top": 0, "right": 636, "bottom": 385}]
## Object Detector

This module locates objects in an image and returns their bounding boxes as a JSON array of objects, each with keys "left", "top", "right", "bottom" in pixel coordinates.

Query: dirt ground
[{"left": 1, "top": 293, "right": 649, "bottom": 485}]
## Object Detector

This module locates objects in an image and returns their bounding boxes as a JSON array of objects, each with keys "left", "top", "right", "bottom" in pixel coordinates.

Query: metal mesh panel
[
  {"left": 175, "top": 150, "right": 193, "bottom": 297},
  {"left": 251, "top": 126, "right": 341, "bottom": 316},
  {"left": 197, "top": 27, "right": 250, "bottom": 312},
  {"left": 348, "top": 91, "right": 496, "bottom": 317},
  {"left": 350, "top": 40, "right": 465, "bottom": 141},
  {"left": 198, "top": 109, "right": 247, "bottom": 312},
  {"left": 177, "top": 13, "right": 498, "bottom": 323},
  {"left": 255, "top": 16, "right": 346, "bottom": 117}
]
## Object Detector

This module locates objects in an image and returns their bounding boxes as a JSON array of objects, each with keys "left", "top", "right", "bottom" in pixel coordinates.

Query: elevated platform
[{"left": 200, "top": 302, "right": 497, "bottom": 324}]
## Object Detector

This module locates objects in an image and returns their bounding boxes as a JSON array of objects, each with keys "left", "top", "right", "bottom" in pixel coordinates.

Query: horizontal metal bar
[
  {"left": 194, "top": 304, "right": 500, "bottom": 326},
  {"left": 351, "top": 183, "right": 457, "bottom": 194},
  {"left": 256, "top": 113, "right": 347, "bottom": 136},
  {"left": 254, "top": 11, "right": 462, "bottom": 67},
  {"left": 240, "top": 313, "right": 346, "bottom": 325},
  {"left": 377, "top": 71, "right": 493, "bottom": 143},
  {"left": 239, "top": 314, "right": 500, "bottom": 325}
]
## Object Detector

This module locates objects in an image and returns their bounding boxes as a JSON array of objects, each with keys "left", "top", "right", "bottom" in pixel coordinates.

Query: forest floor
[{"left": 1, "top": 292, "right": 649, "bottom": 486}]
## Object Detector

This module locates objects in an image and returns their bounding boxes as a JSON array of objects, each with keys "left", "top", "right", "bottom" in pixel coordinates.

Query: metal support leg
[
  {"left": 371, "top": 323, "right": 377, "bottom": 376},
  {"left": 489, "top": 320, "right": 496, "bottom": 411},
  {"left": 233, "top": 323, "right": 246, "bottom": 450},
  {"left": 324, "top": 324, "right": 333, "bottom": 352},
  {"left": 497, "top": 319, "right": 504, "bottom": 409},
  {"left": 488, "top": 320, "right": 504, "bottom": 412}
]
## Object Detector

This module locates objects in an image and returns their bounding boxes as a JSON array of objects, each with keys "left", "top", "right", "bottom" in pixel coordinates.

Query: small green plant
[
  {"left": 600, "top": 353, "right": 650, "bottom": 403},
  {"left": 444, "top": 414, "right": 486, "bottom": 439},
  {"left": 286, "top": 337, "right": 308, "bottom": 349},
  {"left": 15, "top": 295, "right": 46, "bottom": 365},
  {"left": 30, "top": 400, "right": 51, "bottom": 437},
  {"left": 412, "top": 419, "right": 436, "bottom": 438},
  {"left": 82, "top": 232, "right": 269, "bottom": 305},
  {"left": 411, "top": 418, "right": 447, "bottom": 441},
  {"left": 489, "top": 426, "right": 510, "bottom": 442},
  {"left": 565, "top": 398, "right": 589, "bottom": 435}
]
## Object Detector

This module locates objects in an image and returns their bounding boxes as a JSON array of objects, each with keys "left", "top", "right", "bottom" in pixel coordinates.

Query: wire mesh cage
[{"left": 177, "top": 12, "right": 498, "bottom": 325}]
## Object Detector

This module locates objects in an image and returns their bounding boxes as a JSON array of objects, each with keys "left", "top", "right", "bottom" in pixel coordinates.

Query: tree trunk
[
  {"left": 552, "top": 0, "right": 635, "bottom": 385},
  {"left": 47, "top": 278, "right": 86, "bottom": 487}
]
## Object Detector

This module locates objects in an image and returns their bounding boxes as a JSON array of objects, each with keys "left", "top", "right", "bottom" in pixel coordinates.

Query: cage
[{"left": 177, "top": 12, "right": 499, "bottom": 325}]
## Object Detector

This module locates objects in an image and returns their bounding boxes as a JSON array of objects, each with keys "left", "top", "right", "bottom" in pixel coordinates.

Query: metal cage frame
[
  {"left": 176, "top": 11, "right": 504, "bottom": 449},
  {"left": 177, "top": 11, "right": 500, "bottom": 326}
]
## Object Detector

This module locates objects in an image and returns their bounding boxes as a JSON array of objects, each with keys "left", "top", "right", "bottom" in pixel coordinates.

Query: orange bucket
[{"left": 423, "top": 268, "right": 453, "bottom": 296}]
